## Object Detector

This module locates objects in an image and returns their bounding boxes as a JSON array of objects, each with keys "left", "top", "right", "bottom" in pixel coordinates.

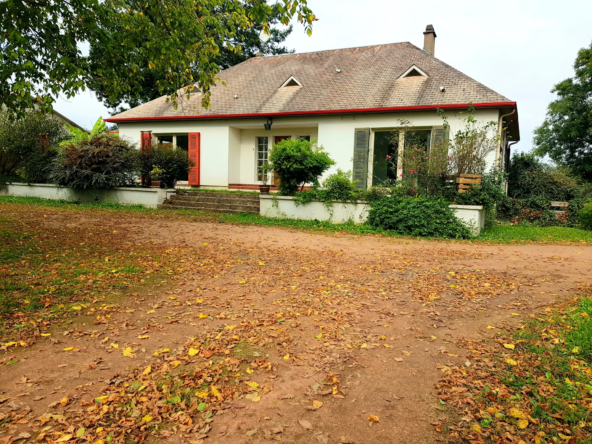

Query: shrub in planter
[
  {"left": 580, "top": 199, "right": 592, "bottom": 230},
  {"left": 140, "top": 144, "right": 194, "bottom": 188},
  {"left": 295, "top": 170, "right": 360, "bottom": 206},
  {"left": 268, "top": 138, "right": 334, "bottom": 195},
  {"left": 50, "top": 135, "right": 139, "bottom": 189},
  {"left": 25, "top": 147, "right": 59, "bottom": 184},
  {"left": 367, "top": 197, "right": 472, "bottom": 239}
]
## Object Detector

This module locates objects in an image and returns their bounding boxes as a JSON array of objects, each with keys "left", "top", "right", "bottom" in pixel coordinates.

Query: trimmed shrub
[
  {"left": 268, "top": 138, "right": 335, "bottom": 195},
  {"left": 140, "top": 145, "right": 193, "bottom": 188},
  {"left": 50, "top": 135, "right": 139, "bottom": 189},
  {"left": 367, "top": 197, "right": 472, "bottom": 239},
  {"left": 580, "top": 200, "right": 592, "bottom": 230},
  {"left": 295, "top": 170, "right": 360, "bottom": 206}
]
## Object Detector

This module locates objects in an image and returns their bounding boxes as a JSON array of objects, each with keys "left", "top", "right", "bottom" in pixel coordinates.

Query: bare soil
[{"left": 1, "top": 211, "right": 591, "bottom": 444}]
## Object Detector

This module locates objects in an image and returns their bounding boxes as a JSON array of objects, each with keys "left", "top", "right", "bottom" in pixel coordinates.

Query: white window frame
[
  {"left": 398, "top": 65, "right": 429, "bottom": 79},
  {"left": 255, "top": 136, "right": 269, "bottom": 182},
  {"left": 280, "top": 76, "right": 303, "bottom": 88}
]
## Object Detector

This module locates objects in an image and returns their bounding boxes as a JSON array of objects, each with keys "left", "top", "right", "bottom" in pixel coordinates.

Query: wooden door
[
  {"left": 273, "top": 136, "right": 290, "bottom": 186},
  {"left": 188, "top": 132, "right": 200, "bottom": 186}
]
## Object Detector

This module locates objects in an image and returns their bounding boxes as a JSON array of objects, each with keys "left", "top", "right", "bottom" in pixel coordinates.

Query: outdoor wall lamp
[{"left": 264, "top": 117, "right": 273, "bottom": 131}]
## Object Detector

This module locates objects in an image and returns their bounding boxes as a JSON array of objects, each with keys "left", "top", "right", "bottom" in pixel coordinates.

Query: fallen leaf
[
  {"left": 299, "top": 419, "right": 312, "bottom": 430},
  {"left": 313, "top": 400, "right": 323, "bottom": 409},
  {"left": 368, "top": 415, "right": 380, "bottom": 423},
  {"left": 503, "top": 344, "right": 515, "bottom": 350}
]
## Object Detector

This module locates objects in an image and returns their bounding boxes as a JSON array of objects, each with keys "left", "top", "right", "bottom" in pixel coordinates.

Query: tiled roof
[{"left": 109, "top": 42, "right": 512, "bottom": 120}]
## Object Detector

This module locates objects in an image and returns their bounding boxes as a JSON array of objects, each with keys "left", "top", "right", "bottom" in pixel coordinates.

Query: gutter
[{"left": 104, "top": 101, "right": 517, "bottom": 123}]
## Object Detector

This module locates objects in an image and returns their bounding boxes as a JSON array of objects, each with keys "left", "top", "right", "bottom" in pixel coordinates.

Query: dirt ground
[{"left": 1, "top": 210, "right": 592, "bottom": 444}]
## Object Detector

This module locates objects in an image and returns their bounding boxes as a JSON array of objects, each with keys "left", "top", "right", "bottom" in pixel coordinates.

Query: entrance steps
[{"left": 159, "top": 190, "right": 260, "bottom": 214}]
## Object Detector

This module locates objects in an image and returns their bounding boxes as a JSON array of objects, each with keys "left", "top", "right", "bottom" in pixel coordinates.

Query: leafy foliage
[
  {"left": 295, "top": 169, "right": 361, "bottom": 206},
  {"left": 453, "top": 170, "right": 507, "bottom": 211},
  {"left": 268, "top": 138, "right": 335, "bottom": 195},
  {"left": 580, "top": 199, "right": 592, "bottom": 230},
  {"left": 61, "top": 117, "right": 104, "bottom": 145},
  {"left": 0, "top": 109, "right": 69, "bottom": 177},
  {"left": 0, "top": 0, "right": 316, "bottom": 118},
  {"left": 91, "top": 2, "right": 295, "bottom": 112},
  {"left": 508, "top": 152, "right": 581, "bottom": 201},
  {"left": 367, "top": 197, "right": 472, "bottom": 239},
  {"left": 50, "top": 135, "right": 139, "bottom": 189},
  {"left": 534, "top": 42, "right": 592, "bottom": 180},
  {"left": 24, "top": 147, "right": 59, "bottom": 184},
  {"left": 140, "top": 145, "right": 194, "bottom": 188}
]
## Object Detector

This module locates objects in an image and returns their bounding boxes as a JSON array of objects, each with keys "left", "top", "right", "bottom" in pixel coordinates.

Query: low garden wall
[
  {"left": 260, "top": 196, "right": 486, "bottom": 235},
  {"left": 1, "top": 183, "right": 173, "bottom": 208},
  {"left": 260, "top": 195, "right": 370, "bottom": 224}
]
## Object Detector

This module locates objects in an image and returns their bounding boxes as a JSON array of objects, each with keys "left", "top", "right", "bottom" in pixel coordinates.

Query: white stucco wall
[{"left": 116, "top": 109, "right": 500, "bottom": 188}]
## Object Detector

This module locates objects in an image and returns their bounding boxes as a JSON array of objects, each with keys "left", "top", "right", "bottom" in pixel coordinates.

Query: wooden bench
[
  {"left": 456, "top": 174, "right": 482, "bottom": 193},
  {"left": 551, "top": 201, "right": 569, "bottom": 214}
]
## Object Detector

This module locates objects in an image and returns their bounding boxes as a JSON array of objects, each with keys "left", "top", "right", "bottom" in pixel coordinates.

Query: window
[
  {"left": 298, "top": 135, "right": 311, "bottom": 141},
  {"left": 156, "top": 134, "right": 188, "bottom": 151},
  {"left": 256, "top": 136, "right": 269, "bottom": 181}
]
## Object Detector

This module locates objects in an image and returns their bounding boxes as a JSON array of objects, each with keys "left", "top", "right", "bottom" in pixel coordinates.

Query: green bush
[
  {"left": 580, "top": 200, "right": 592, "bottom": 230},
  {"left": 268, "top": 138, "right": 335, "bottom": 195},
  {"left": 24, "top": 147, "right": 59, "bottom": 184},
  {"left": 452, "top": 170, "right": 507, "bottom": 211},
  {"left": 50, "top": 135, "right": 139, "bottom": 189},
  {"left": 508, "top": 152, "right": 580, "bottom": 201},
  {"left": 367, "top": 197, "right": 472, "bottom": 239},
  {"left": 140, "top": 145, "right": 193, "bottom": 188},
  {"left": 295, "top": 169, "right": 360, "bottom": 206}
]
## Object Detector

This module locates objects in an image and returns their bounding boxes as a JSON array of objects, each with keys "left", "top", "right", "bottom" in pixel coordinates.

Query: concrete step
[
  {"left": 171, "top": 195, "right": 260, "bottom": 205},
  {"left": 160, "top": 202, "right": 259, "bottom": 214}
]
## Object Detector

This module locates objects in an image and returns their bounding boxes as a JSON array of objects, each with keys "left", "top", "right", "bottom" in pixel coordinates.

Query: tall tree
[
  {"left": 0, "top": 0, "right": 315, "bottom": 119},
  {"left": 533, "top": 42, "right": 592, "bottom": 180},
  {"left": 90, "top": 1, "right": 295, "bottom": 113}
]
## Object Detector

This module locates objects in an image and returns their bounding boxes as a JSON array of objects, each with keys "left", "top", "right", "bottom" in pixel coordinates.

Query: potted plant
[
  {"left": 258, "top": 162, "right": 272, "bottom": 194},
  {"left": 149, "top": 166, "right": 165, "bottom": 188}
]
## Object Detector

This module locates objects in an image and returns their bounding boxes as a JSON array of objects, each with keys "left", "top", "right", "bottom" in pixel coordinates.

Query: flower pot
[{"left": 259, "top": 184, "right": 270, "bottom": 195}]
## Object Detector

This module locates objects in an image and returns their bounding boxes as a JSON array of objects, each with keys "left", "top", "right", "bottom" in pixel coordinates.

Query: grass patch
[
  {"left": 478, "top": 225, "right": 592, "bottom": 244},
  {"left": 439, "top": 287, "right": 592, "bottom": 443}
]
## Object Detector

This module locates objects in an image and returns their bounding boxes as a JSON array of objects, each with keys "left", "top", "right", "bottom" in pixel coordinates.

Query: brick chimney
[{"left": 423, "top": 24, "right": 436, "bottom": 56}]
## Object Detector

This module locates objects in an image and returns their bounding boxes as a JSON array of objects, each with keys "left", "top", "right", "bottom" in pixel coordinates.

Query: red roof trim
[{"left": 103, "top": 102, "right": 517, "bottom": 123}]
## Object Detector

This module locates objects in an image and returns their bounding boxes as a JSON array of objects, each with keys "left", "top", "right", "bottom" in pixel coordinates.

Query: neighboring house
[
  {"left": 52, "top": 110, "right": 88, "bottom": 134},
  {"left": 104, "top": 25, "right": 519, "bottom": 190}
]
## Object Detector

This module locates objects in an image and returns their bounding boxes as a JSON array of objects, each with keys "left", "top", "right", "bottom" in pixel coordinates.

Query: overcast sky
[{"left": 53, "top": 0, "right": 592, "bottom": 152}]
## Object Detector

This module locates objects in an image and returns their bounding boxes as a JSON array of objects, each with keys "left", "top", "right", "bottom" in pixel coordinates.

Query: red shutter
[
  {"left": 188, "top": 132, "right": 200, "bottom": 186},
  {"left": 140, "top": 131, "right": 152, "bottom": 187}
]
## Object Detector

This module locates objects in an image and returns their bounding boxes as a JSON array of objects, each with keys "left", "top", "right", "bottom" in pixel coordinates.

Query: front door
[{"left": 273, "top": 136, "right": 291, "bottom": 186}]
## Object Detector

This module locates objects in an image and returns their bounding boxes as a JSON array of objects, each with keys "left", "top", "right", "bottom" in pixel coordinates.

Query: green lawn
[{"left": 478, "top": 225, "right": 592, "bottom": 244}]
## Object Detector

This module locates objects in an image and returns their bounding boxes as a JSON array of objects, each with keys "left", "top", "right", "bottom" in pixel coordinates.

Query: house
[{"left": 104, "top": 25, "right": 519, "bottom": 190}]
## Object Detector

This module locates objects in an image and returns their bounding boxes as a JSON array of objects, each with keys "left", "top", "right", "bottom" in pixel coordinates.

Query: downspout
[{"left": 497, "top": 109, "right": 516, "bottom": 166}]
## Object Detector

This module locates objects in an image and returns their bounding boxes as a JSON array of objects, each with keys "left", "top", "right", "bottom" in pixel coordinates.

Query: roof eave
[{"left": 104, "top": 101, "right": 518, "bottom": 124}]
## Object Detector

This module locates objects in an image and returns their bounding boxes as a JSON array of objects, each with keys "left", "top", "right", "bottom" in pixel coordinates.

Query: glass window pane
[
  {"left": 372, "top": 131, "right": 399, "bottom": 185},
  {"left": 176, "top": 135, "right": 189, "bottom": 151}
]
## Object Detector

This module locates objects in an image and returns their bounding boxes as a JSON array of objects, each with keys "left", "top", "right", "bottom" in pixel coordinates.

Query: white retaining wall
[
  {"left": 1, "top": 183, "right": 172, "bottom": 208},
  {"left": 260, "top": 195, "right": 486, "bottom": 235}
]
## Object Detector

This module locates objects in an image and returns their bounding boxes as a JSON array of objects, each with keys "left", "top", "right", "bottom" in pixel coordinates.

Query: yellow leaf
[
  {"left": 368, "top": 415, "right": 380, "bottom": 423},
  {"left": 251, "top": 396, "right": 261, "bottom": 402},
  {"left": 239, "top": 280, "right": 246, "bottom": 284},
  {"left": 246, "top": 381, "right": 259, "bottom": 389},
  {"left": 517, "top": 419, "right": 529, "bottom": 429},
  {"left": 203, "top": 243, "right": 208, "bottom": 246},
  {"left": 508, "top": 408, "right": 527, "bottom": 419},
  {"left": 471, "top": 424, "right": 481, "bottom": 433},
  {"left": 60, "top": 397, "right": 69, "bottom": 406},
  {"left": 506, "top": 358, "right": 517, "bottom": 366},
  {"left": 503, "top": 344, "right": 515, "bottom": 350},
  {"left": 142, "top": 414, "right": 152, "bottom": 423},
  {"left": 110, "top": 343, "right": 119, "bottom": 349},
  {"left": 246, "top": 368, "right": 254, "bottom": 374},
  {"left": 143, "top": 366, "right": 151, "bottom": 375},
  {"left": 487, "top": 325, "right": 495, "bottom": 329},
  {"left": 360, "top": 343, "right": 367, "bottom": 349},
  {"left": 138, "top": 335, "right": 149, "bottom": 340},
  {"left": 195, "top": 391, "right": 208, "bottom": 398},
  {"left": 572, "top": 346, "right": 580, "bottom": 354},
  {"left": 313, "top": 400, "right": 323, "bottom": 409},
  {"left": 402, "top": 351, "right": 411, "bottom": 356},
  {"left": 41, "top": 333, "right": 51, "bottom": 337},
  {"left": 283, "top": 354, "right": 290, "bottom": 360},
  {"left": 315, "top": 333, "right": 322, "bottom": 339},
  {"left": 188, "top": 348, "right": 199, "bottom": 356},
  {"left": 63, "top": 347, "right": 73, "bottom": 351},
  {"left": 147, "top": 310, "right": 155, "bottom": 314},
  {"left": 56, "top": 435, "right": 73, "bottom": 442},
  {"left": 154, "top": 348, "right": 170, "bottom": 356},
  {"left": 332, "top": 386, "right": 338, "bottom": 395},
  {"left": 123, "top": 347, "right": 134, "bottom": 358}
]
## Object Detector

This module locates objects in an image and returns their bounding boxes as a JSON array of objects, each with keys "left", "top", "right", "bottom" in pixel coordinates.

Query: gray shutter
[{"left": 352, "top": 129, "right": 370, "bottom": 189}]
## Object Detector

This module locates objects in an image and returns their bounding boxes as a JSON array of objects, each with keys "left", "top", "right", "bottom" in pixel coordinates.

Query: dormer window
[
  {"left": 399, "top": 65, "right": 428, "bottom": 79},
  {"left": 281, "top": 76, "right": 302, "bottom": 88}
]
